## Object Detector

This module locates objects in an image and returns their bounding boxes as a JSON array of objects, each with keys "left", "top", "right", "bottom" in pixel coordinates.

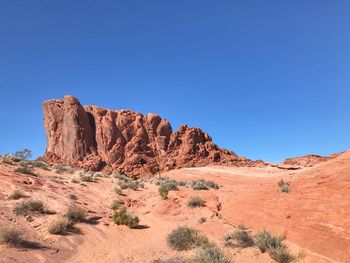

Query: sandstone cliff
[{"left": 43, "top": 96, "right": 249, "bottom": 176}]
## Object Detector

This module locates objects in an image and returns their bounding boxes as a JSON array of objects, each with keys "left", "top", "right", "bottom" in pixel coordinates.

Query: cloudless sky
[{"left": 0, "top": 0, "right": 349, "bottom": 162}]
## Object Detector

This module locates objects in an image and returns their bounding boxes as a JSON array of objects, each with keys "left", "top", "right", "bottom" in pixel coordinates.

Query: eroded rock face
[
  {"left": 43, "top": 96, "right": 248, "bottom": 176},
  {"left": 281, "top": 154, "right": 339, "bottom": 168}
]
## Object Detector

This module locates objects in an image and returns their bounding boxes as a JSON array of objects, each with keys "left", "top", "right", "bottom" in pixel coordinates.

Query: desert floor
[{"left": 0, "top": 152, "right": 349, "bottom": 263}]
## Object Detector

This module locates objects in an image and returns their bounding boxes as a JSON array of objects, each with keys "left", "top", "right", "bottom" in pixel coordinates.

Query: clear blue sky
[{"left": 0, "top": 1, "right": 349, "bottom": 162}]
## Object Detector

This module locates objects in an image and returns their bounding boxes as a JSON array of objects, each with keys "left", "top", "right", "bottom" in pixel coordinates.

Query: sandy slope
[{"left": 0, "top": 152, "right": 349, "bottom": 262}]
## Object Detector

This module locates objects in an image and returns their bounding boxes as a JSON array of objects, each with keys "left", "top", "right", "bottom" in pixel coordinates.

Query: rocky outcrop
[
  {"left": 281, "top": 154, "right": 339, "bottom": 168},
  {"left": 43, "top": 96, "right": 250, "bottom": 177}
]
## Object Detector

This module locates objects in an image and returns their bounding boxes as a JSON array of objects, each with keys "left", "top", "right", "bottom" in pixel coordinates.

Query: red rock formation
[
  {"left": 281, "top": 154, "right": 339, "bottom": 168},
  {"left": 43, "top": 96, "right": 248, "bottom": 177}
]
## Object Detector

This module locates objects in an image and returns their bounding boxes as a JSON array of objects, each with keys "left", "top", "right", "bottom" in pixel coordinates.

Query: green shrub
[
  {"left": 0, "top": 227, "right": 23, "bottom": 246},
  {"left": 13, "top": 200, "right": 45, "bottom": 216},
  {"left": 8, "top": 190, "right": 26, "bottom": 200},
  {"left": 111, "top": 200, "right": 125, "bottom": 210},
  {"left": 112, "top": 208, "right": 139, "bottom": 228},
  {"left": 224, "top": 225, "right": 254, "bottom": 248},
  {"left": 191, "top": 180, "right": 219, "bottom": 190},
  {"left": 65, "top": 206, "right": 86, "bottom": 223},
  {"left": 167, "top": 226, "right": 208, "bottom": 251},
  {"left": 189, "top": 243, "right": 231, "bottom": 263},
  {"left": 158, "top": 180, "right": 180, "bottom": 199},
  {"left": 187, "top": 197, "right": 205, "bottom": 208},
  {"left": 278, "top": 180, "right": 291, "bottom": 193},
  {"left": 158, "top": 185, "right": 170, "bottom": 199},
  {"left": 48, "top": 218, "right": 71, "bottom": 235}
]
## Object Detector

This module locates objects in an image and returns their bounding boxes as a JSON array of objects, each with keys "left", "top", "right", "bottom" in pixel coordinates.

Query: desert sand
[{"left": 0, "top": 150, "right": 349, "bottom": 262}]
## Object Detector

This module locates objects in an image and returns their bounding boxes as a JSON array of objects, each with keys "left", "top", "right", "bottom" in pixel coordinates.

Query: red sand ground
[{"left": 0, "top": 151, "right": 349, "bottom": 262}]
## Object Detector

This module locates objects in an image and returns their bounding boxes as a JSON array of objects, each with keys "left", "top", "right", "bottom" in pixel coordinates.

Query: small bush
[
  {"left": 111, "top": 200, "right": 125, "bottom": 210},
  {"left": 191, "top": 181, "right": 208, "bottom": 190},
  {"left": 150, "top": 177, "right": 187, "bottom": 187},
  {"left": 158, "top": 180, "right": 180, "bottom": 200},
  {"left": 8, "top": 190, "right": 26, "bottom": 200},
  {"left": 112, "top": 208, "right": 139, "bottom": 228},
  {"left": 54, "top": 164, "right": 73, "bottom": 174},
  {"left": 167, "top": 226, "right": 208, "bottom": 251},
  {"left": 189, "top": 243, "right": 231, "bottom": 263},
  {"left": 152, "top": 257, "right": 184, "bottom": 263},
  {"left": 255, "top": 230, "right": 285, "bottom": 253},
  {"left": 13, "top": 200, "right": 45, "bottom": 216},
  {"left": 93, "top": 172, "right": 104, "bottom": 179},
  {"left": 65, "top": 206, "right": 86, "bottom": 223},
  {"left": 15, "top": 165, "right": 35, "bottom": 175},
  {"left": 48, "top": 218, "right": 71, "bottom": 235},
  {"left": 191, "top": 180, "right": 219, "bottom": 190},
  {"left": 255, "top": 230, "right": 298, "bottom": 263},
  {"left": 68, "top": 194, "right": 78, "bottom": 201},
  {"left": 187, "top": 197, "right": 205, "bottom": 208},
  {"left": 0, "top": 154, "right": 23, "bottom": 164},
  {"left": 80, "top": 174, "right": 94, "bottom": 182},
  {"left": 198, "top": 217, "right": 207, "bottom": 224},
  {"left": 0, "top": 228, "right": 23, "bottom": 246},
  {"left": 269, "top": 247, "right": 296, "bottom": 263},
  {"left": 32, "top": 161, "right": 50, "bottom": 170},
  {"left": 278, "top": 180, "right": 291, "bottom": 193},
  {"left": 112, "top": 173, "right": 129, "bottom": 181},
  {"left": 224, "top": 225, "right": 254, "bottom": 248},
  {"left": 158, "top": 185, "right": 171, "bottom": 199},
  {"left": 115, "top": 187, "right": 124, "bottom": 195},
  {"left": 118, "top": 180, "right": 140, "bottom": 190},
  {"left": 202, "top": 180, "right": 219, "bottom": 189}
]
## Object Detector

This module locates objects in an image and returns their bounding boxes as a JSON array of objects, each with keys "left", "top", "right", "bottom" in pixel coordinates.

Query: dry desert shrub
[
  {"left": 224, "top": 225, "right": 254, "bottom": 248},
  {"left": 8, "top": 190, "right": 26, "bottom": 200},
  {"left": 0, "top": 227, "right": 24, "bottom": 246},
  {"left": 278, "top": 180, "right": 291, "bottom": 193},
  {"left": 187, "top": 196, "right": 205, "bottom": 208},
  {"left": 13, "top": 200, "right": 45, "bottom": 216},
  {"left": 64, "top": 206, "right": 86, "bottom": 223},
  {"left": 191, "top": 180, "right": 219, "bottom": 190},
  {"left": 48, "top": 218, "right": 71, "bottom": 235},
  {"left": 54, "top": 164, "right": 74, "bottom": 174},
  {"left": 255, "top": 230, "right": 297, "bottom": 263},
  {"left": 167, "top": 226, "right": 209, "bottom": 251},
  {"left": 112, "top": 208, "right": 139, "bottom": 228},
  {"left": 111, "top": 200, "right": 125, "bottom": 210},
  {"left": 188, "top": 243, "right": 231, "bottom": 263}
]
